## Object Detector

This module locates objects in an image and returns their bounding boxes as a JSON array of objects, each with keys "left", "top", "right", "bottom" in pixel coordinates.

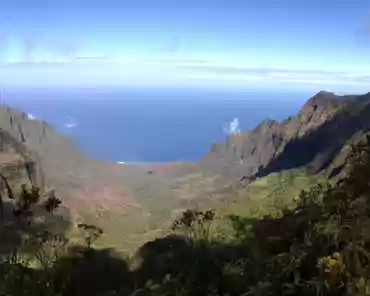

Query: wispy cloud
[
  {"left": 224, "top": 118, "right": 241, "bottom": 135},
  {"left": 62, "top": 116, "right": 77, "bottom": 128},
  {"left": 171, "top": 63, "right": 370, "bottom": 87},
  {"left": 0, "top": 32, "right": 82, "bottom": 64},
  {"left": 27, "top": 113, "right": 37, "bottom": 120},
  {"left": 0, "top": 57, "right": 369, "bottom": 91}
]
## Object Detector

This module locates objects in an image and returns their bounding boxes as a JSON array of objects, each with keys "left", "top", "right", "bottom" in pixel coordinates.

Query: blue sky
[{"left": 0, "top": 0, "right": 370, "bottom": 92}]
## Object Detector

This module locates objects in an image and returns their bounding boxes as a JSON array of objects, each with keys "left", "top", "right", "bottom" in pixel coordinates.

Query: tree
[{"left": 77, "top": 223, "right": 103, "bottom": 248}]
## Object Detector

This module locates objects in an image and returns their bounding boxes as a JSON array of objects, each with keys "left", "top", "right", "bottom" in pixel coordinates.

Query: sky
[{"left": 0, "top": 0, "right": 370, "bottom": 92}]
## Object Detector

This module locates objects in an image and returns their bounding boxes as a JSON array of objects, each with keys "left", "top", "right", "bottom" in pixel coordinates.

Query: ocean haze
[{"left": 1, "top": 87, "right": 310, "bottom": 163}]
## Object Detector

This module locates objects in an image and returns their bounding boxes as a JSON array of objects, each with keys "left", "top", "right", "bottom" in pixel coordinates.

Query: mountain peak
[
  {"left": 202, "top": 90, "right": 370, "bottom": 185},
  {"left": 304, "top": 91, "right": 339, "bottom": 108},
  {"left": 315, "top": 90, "right": 336, "bottom": 97}
]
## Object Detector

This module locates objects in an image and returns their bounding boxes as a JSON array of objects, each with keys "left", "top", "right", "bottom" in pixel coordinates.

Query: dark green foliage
[
  {"left": 43, "top": 191, "right": 61, "bottom": 214},
  {"left": 239, "top": 134, "right": 370, "bottom": 296},
  {"left": 172, "top": 209, "right": 215, "bottom": 243},
  {"left": 3, "top": 134, "right": 370, "bottom": 295},
  {"left": 0, "top": 172, "right": 14, "bottom": 223},
  {"left": 52, "top": 246, "right": 132, "bottom": 296}
]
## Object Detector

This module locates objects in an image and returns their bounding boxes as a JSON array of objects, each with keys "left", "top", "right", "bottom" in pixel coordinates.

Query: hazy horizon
[
  {"left": 1, "top": 88, "right": 308, "bottom": 163},
  {"left": 0, "top": 0, "right": 369, "bottom": 93}
]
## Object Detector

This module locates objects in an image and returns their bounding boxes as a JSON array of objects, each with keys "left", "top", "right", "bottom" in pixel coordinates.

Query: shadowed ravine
[{"left": 2, "top": 91, "right": 370, "bottom": 251}]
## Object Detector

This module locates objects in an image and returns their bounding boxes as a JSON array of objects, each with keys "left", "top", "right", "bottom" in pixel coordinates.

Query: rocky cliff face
[
  {"left": 0, "top": 105, "right": 138, "bottom": 212},
  {"left": 0, "top": 107, "right": 93, "bottom": 185},
  {"left": 1, "top": 90, "right": 370, "bottom": 216},
  {"left": 202, "top": 91, "right": 370, "bottom": 183},
  {"left": 0, "top": 129, "right": 36, "bottom": 193}
]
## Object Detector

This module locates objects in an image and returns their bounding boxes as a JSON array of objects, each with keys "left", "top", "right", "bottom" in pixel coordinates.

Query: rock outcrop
[
  {"left": 1, "top": 90, "right": 370, "bottom": 215},
  {"left": 0, "top": 105, "right": 137, "bottom": 212},
  {"left": 202, "top": 91, "right": 370, "bottom": 183},
  {"left": 0, "top": 129, "right": 36, "bottom": 193}
]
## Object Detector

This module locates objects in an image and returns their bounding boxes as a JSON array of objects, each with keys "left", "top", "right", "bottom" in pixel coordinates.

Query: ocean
[{"left": 1, "top": 87, "right": 311, "bottom": 163}]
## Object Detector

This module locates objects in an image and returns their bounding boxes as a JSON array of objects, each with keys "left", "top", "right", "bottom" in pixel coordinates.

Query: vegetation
[
  {"left": 3, "top": 134, "right": 370, "bottom": 295},
  {"left": 204, "top": 168, "right": 326, "bottom": 239},
  {"left": 95, "top": 168, "right": 324, "bottom": 252}
]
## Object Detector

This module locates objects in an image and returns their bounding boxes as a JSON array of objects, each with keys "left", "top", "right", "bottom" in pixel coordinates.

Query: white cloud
[
  {"left": 0, "top": 58, "right": 369, "bottom": 91},
  {"left": 224, "top": 118, "right": 241, "bottom": 135},
  {"left": 62, "top": 116, "right": 77, "bottom": 128},
  {"left": 27, "top": 113, "right": 37, "bottom": 120}
]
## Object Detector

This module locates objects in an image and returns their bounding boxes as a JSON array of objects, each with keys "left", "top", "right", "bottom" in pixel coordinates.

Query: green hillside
[
  {"left": 88, "top": 168, "right": 326, "bottom": 253},
  {"left": 202, "top": 169, "right": 326, "bottom": 239}
]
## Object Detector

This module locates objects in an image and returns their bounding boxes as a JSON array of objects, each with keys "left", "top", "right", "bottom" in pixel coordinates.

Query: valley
[{"left": 1, "top": 90, "right": 370, "bottom": 252}]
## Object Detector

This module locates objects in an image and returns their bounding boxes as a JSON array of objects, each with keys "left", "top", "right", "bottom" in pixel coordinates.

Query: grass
[
  {"left": 202, "top": 168, "right": 327, "bottom": 239},
  {"left": 73, "top": 168, "right": 327, "bottom": 254}
]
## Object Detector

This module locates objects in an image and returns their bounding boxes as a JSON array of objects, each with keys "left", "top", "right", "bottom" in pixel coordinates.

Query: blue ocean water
[{"left": 1, "top": 87, "right": 311, "bottom": 163}]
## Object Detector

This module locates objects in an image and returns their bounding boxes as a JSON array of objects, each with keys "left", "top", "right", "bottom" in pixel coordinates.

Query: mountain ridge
[
  {"left": 2, "top": 90, "right": 370, "bottom": 251},
  {"left": 1, "top": 90, "right": 370, "bottom": 219},
  {"left": 0, "top": 105, "right": 141, "bottom": 213},
  {"left": 201, "top": 91, "right": 370, "bottom": 186}
]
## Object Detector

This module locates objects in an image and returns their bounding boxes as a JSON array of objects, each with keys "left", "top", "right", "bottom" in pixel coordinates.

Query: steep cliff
[
  {"left": 1, "top": 90, "right": 370, "bottom": 218},
  {"left": 0, "top": 128, "right": 36, "bottom": 192},
  {"left": 202, "top": 91, "right": 370, "bottom": 184},
  {"left": 0, "top": 106, "right": 138, "bottom": 212}
]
